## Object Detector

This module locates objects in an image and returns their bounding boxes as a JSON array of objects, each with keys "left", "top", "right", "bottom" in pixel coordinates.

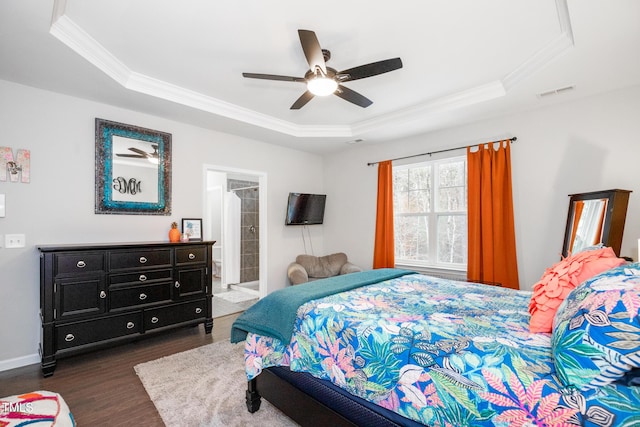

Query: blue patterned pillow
[{"left": 551, "top": 263, "right": 640, "bottom": 391}]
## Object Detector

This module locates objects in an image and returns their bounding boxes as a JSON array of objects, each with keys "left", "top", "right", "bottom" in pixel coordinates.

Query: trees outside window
[{"left": 393, "top": 156, "right": 467, "bottom": 269}]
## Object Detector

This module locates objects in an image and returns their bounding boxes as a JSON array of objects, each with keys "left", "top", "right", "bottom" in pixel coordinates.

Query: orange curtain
[
  {"left": 569, "top": 201, "right": 585, "bottom": 253},
  {"left": 593, "top": 203, "right": 606, "bottom": 245},
  {"left": 467, "top": 141, "right": 519, "bottom": 289},
  {"left": 373, "top": 160, "right": 395, "bottom": 268}
]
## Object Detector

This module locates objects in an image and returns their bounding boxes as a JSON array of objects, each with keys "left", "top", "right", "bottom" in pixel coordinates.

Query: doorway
[{"left": 203, "top": 165, "right": 267, "bottom": 316}]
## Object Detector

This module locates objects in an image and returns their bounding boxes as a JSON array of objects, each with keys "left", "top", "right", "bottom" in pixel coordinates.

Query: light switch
[{"left": 0, "top": 194, "right": 5, "bottom": 217}]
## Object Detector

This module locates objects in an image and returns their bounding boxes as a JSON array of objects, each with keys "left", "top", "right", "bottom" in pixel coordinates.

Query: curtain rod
[{"left": 366, "top": 136, "right": 517, "bottom": 166}]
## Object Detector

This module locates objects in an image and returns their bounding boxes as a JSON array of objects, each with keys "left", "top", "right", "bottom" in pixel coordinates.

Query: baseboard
[{"left": 0, "top": 353, "right": 40, "bottom": 373}]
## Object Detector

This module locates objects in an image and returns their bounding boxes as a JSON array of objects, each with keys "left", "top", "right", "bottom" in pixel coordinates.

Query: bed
[{"left": 231, "top": 263, "right": 640, "bottom": 426}]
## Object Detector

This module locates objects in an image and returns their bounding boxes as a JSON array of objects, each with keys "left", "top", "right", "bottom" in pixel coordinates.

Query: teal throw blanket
[{"left": 230, "top": 268, "right": 416, "bottom": 344}]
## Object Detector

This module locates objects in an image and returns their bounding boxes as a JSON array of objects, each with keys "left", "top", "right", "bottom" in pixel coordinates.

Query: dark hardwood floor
[{"left": 0, "top": 313, "right": 241, "bottom": 426}]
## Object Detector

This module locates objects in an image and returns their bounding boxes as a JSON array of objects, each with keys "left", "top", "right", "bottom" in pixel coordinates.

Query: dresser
[{"left": 38, "top": 241, "right": 214, "bottom": 377}]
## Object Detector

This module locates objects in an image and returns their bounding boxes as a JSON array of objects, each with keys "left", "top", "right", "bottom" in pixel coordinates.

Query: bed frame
[{"left": 246, "top": 367, "right": 423, "bottom": 427}]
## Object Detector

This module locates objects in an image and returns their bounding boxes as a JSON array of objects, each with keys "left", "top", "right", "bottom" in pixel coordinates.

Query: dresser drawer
[
  {"left": 56, "top": 312, "right": 142, "bottom": 350},
  {"left": 55, "top": 252, "right": 105, "bottom": 275},
  {"left": 144, "top": 299, "right": 207, "bottom": 331},
  {"left": 175, "top": 246, "right": 208, "bottom": 265},
  {"left": 109, "top": 269, "right": 172, "bottom": 286},
  {"left": 109, "top": 249, "right": 171, "bottom": 270},
  {"left": 109, "top": 283, "right": 172, "bottom": 310}
]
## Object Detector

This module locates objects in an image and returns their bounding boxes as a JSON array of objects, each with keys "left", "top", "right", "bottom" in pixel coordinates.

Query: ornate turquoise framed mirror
[{"left": 95, "top": 118, "right": 172, "bottom": 215}]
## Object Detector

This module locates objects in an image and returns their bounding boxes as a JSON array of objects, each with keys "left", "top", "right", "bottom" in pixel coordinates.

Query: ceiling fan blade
[
  {"left": 298, "top": 29, "right": 326, "bottom": 74},
  {"left": 290, "top": 90, "right": 315, "bottom": 110},
  {"left": 338, "top": 58, "right": 403, "bottom": 82},
  {"left": 334, "top": 85, "right": 373, "bottom": 108},
  {"left": 242, "top": 73, "right": 306, "bottom": 83},
  {"left": 125, "top": 147, "right": 153, "bottom": 158},
  {"left": 116, "top": 154, "right": 145, "bottom": 158}
]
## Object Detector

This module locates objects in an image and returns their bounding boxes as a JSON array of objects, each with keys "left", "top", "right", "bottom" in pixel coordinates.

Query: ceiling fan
[
  {"left": 242, "top": 29, "right": 403, "bottom": 109},
  {"left": 116, "top": 145, "right": 159, "bottom": 161}
]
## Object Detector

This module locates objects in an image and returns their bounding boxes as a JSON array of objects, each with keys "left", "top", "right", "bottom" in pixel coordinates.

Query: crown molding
[
  {"left": 502, "top": 0, "right": 574, "bottom": 90},
  {"left": 126, "top": 71, "right": 352, "bottom": 138},
  {"left": 50, "top": 0, "right": 574, "bottom": 139},
  {"left": 50, "top": 6, "right": 130, "bottom": 85},
  {"left": 352, "top": 81, "right": 507, "bottom": 135}
]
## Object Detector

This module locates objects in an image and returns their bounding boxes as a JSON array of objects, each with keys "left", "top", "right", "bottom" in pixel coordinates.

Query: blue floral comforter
[{"left": 243, "top": 274, "right": 639, "bottom": 426}]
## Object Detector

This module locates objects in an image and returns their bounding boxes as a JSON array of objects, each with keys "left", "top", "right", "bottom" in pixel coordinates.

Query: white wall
[
  {"left": 323, "top": 85, "right": 640, "bottom": 290},
  {"left": 0, "top": 79, "right": 324, "bottom": 369}
]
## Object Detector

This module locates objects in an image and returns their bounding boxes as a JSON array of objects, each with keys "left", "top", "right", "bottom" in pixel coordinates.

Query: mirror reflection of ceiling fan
[{"left": 116, "top": 145, "right": 159, "bottom": 162}]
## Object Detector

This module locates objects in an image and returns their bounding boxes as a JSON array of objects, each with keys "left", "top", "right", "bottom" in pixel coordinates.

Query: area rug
[
  {"left": 215, "top": 290, "right": 259, "bottom": 304},
  {"left": 134, "top": 340, "right": 298, "bottom": 426}
]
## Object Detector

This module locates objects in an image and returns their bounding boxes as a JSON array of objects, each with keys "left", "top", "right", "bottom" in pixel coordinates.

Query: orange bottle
[{"left": 168, "top": 222, "right": 181, "bottom": 242}]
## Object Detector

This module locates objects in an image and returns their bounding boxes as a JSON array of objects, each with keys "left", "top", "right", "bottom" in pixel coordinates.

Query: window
[{"left": 393, "top": 156, "right": 467, "bottom": 270}]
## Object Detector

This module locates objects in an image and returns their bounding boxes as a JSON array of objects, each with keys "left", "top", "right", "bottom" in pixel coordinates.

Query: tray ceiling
[{"left": 1, "top": 0, "right": 639, "bottom": 153}]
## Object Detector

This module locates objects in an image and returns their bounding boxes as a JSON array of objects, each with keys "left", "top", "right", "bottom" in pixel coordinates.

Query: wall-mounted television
[{"left": 285, "top": 193, "right": 326, "bottom": 225}]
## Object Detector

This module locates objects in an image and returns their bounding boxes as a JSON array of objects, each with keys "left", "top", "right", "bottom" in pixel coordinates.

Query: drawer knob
[
  {"left": 175, "top": 281, "right": 180, "bottom": 288},
  {"left": 76, "top": 261, "right": 86, "bottom": 268},
  {"left": 151, "top": 316, "right": 159, "bottom": 324},
  {"left": 139, "top": 274, "right": 147, "bottom": 282},
  {"left": 188, "top": 253, "right": 196, "bottom": 260},
  {"left": 139, "top": 256, "right": 147, "bottom": 264},
  {"left": 126, "top": 322, "right": 135, "bottom": 329},
  {"left": 139, "top": 293, "right": 147, "bottom": 300},
  {"left": 65, "top": 334, "right": 75, "bottom": 342},
  {"left": 99, "top": 291, "right": 107, "bottom": 299},
  {"left": 195, "top": 307, "right": 202, "bottom": 314}
]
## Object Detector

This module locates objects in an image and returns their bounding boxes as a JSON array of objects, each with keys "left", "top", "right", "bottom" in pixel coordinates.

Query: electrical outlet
[{"left": 5, "top": 234, "right": 25, "bottom": 248}]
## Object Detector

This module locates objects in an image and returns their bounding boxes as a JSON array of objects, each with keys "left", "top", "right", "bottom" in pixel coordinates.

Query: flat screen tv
[{"left": 285, "top": 193, "right": 326, "bottom": 225}]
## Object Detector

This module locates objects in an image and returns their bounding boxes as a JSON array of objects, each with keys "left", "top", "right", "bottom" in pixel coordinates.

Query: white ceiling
[{"left": 1, "top": 0, "right": 639, "bottom": 154}]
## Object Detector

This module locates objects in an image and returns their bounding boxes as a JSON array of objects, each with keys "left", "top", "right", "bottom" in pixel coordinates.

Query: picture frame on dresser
[
  {"left": 95, "top": 118, "right": 172, "bottom": 215},
  {"left": 182, "top": 218, "right": 203, "bottom": 241}
]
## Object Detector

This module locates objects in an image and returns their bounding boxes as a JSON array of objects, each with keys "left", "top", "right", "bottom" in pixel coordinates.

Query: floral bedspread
[{"left": 244, "top": 274, "right": 639, "bottom": 426}]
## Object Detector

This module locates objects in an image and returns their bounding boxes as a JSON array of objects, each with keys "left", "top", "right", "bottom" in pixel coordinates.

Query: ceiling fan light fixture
[
  {"left": 242, "top": 30, "right": 402, "bottom": 108},
  {"left": 307, "top": 77, "right": 338, "bottom": 96}
]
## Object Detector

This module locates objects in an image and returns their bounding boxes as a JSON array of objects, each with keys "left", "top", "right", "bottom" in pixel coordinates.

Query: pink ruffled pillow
[{"left": 528, "top": 247, "right": 625, "bottom": 333}]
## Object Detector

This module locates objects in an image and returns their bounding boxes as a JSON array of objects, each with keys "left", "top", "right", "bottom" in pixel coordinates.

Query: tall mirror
[
  {"left": 562, "top": 189, "right": 631, "bottom": 257},
  {"left": 95, "top": 118, "right": 172, "bottom": 215}
]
